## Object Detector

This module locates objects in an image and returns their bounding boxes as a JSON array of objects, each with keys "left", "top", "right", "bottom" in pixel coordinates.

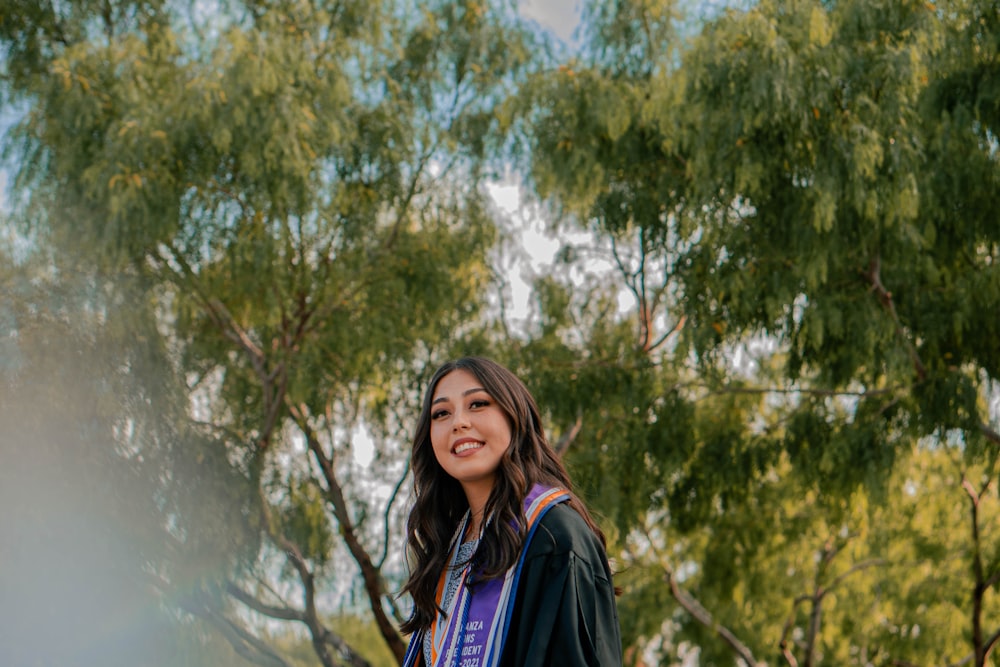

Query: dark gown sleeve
[{"left": 499, "top": 504, "right": 623, "bottom": 667}]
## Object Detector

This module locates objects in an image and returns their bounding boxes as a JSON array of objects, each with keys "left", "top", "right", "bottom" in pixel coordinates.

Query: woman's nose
[{"left": 452, "top": 409, "right": 470, "bottom": 430}]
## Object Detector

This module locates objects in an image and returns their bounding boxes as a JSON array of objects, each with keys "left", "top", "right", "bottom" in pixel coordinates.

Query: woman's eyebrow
[{"left": 431, "top": 387, "right": 487, "bottom": 405}]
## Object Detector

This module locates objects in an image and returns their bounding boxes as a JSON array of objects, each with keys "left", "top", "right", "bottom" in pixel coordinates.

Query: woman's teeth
[{"left": 455, "top": 441, "right": 484, "bottom": 454}]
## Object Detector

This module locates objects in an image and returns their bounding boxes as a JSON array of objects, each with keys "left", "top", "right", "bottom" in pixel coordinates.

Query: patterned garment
[{"left": 423, "top": 539, "right": 479, "bottom": 667}]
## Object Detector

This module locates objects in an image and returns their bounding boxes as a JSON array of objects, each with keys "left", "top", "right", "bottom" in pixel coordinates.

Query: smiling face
[{"left": 429, "top": 369, "right": 513, "bottom": 507}]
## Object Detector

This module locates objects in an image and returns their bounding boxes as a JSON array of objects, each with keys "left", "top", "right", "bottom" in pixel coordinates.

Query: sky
[
  {"left": 518, "top": 0, "right": 583, "bottom": 44},
  {"left": 475, "top": 3, "right": 589, "bottom": 332}
]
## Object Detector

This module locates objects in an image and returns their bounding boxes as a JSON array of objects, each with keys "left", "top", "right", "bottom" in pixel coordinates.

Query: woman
[{"left": 400, "top": 356, "right": 622, "bottom": 667}]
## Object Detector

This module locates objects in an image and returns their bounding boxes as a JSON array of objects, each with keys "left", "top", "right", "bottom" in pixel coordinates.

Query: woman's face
[{"left": 429, "top": 369, "right": 513, "bottom": 497}]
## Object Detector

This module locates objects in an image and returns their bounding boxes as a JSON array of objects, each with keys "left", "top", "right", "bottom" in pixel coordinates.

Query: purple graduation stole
[{"left": 402, "top": 484, "right": 570, "bottom": 667}]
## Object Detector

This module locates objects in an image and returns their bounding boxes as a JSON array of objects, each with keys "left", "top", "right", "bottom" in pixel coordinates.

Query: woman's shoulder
[{"left": 524, "top": 502, "right": 607, "bottom": 565}]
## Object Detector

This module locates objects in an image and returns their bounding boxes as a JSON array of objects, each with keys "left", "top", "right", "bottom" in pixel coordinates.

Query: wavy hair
[{"left": 399, "top": 356, "right": 607, "bottom": 635}]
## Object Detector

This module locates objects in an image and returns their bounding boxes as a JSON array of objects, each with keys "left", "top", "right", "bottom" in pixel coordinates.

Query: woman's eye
[
  {"left": 431, "top": 410, "right": 449, "bottom": 420},
  {"left": 470, "top": 399, "right": 489, "bottom": 409}
]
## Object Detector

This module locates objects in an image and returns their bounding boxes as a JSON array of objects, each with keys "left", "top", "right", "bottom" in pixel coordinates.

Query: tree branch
[
  {"left": 780, "top": 595, "right": 810, "bottom": 665},
  {"left": 225, "top": 581, "right": 373, "bottom": 667},
  {"left": 609, "top": 234, "right": 650, "bottom": 351},
  {"left": 214, "top": 611, "right": 292, "bottom": 667},
  {"left": 257, "top": 488, "right": 336, "bottom": 667},
  {"left": 318, "top": 628, "right": 374, "bottom": 667},
  {"left": 639, "top": 526, "right": 759, "bottom": 666},
  {"left": 827, "top": 558, "right": 888, "bottom": 592},
  {"left": 646, "top": 314, "right": 686, "bottom": 353},
  {"left": 226, "top": 582, "right": 305, "bottom": 622},
  {"left": 664, "top": 568, "right": 760, "bottom": 667},
  {"left": 979, "top": 422, "right": 1000, "bottom": 446},
  {"left": 779, "top": 538, "right": 887, "bottom": 666},
  {"left": 943, "top": 653, "right": 975, "bottom": 667},
  {"left": 780, "top": 640, "right": 800, "bottom": 667},
  {"left": 288, "top": 404, "right": 407, "bottom": 663},
  {"left": 863, "top": 254, "right": 927, "bottom": 381},
  {"left": 962, "top": 474, "right": 990, "bottom": 666},
  {"left": 177, "top": 591, "right": 291, "bottom": 667},
  {"left": 154, "top": 243, "right": 291, "bottom": 451},
  {"left": 553, "top": 413, "right": 583, "bottom": 456},
  {"left": 377, "top": 457, "right": 411, "bottom": 571},
  {"left": 696, "top": 381, "right": 900, "bottom": 400},
  {"left": 984, "top": 628, "right": 1000, "bottom": 659}
]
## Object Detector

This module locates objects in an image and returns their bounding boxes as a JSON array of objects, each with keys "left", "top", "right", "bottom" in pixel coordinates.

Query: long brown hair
[{"left": 399, "top": 356, "right": 607, "bottom": 635}]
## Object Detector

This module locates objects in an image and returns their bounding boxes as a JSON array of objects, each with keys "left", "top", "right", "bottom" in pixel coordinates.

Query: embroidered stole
[{"left": 403, "top": 484, "right": 570, "bottom": 667}]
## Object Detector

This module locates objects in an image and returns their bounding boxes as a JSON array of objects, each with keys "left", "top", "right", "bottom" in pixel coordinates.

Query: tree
[
  {"left": 0, "top": 0, "right": 535, "bottom": 663},
  {"left": 519, "top": 0, "right": 1000, "bottom": 664}
]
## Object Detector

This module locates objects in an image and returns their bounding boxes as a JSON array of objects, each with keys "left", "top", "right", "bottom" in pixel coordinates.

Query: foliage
[
  {"left": 0, "top": 0, "right": 535, "bottom": 664},
  {"left": 520, "top": 0, "right": 1000, "bottom": 664},
  {"left": 6, "top": 0, "right": 1000, "bottom": 664}
]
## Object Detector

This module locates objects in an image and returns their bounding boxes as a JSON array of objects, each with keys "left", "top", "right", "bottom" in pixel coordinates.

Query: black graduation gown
[{"left": 498, "top": 503, "right": 623, "bottom": 667}]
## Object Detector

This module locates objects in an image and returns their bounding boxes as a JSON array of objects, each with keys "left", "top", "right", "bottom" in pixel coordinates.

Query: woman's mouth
[{"left": 453, "top": 440, "right": 485, "bottom": 455}]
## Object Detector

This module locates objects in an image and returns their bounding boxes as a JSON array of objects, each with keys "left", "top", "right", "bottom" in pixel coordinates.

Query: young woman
[{"left": 400, "top": 356, "right": 622, "bottom": 667}]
